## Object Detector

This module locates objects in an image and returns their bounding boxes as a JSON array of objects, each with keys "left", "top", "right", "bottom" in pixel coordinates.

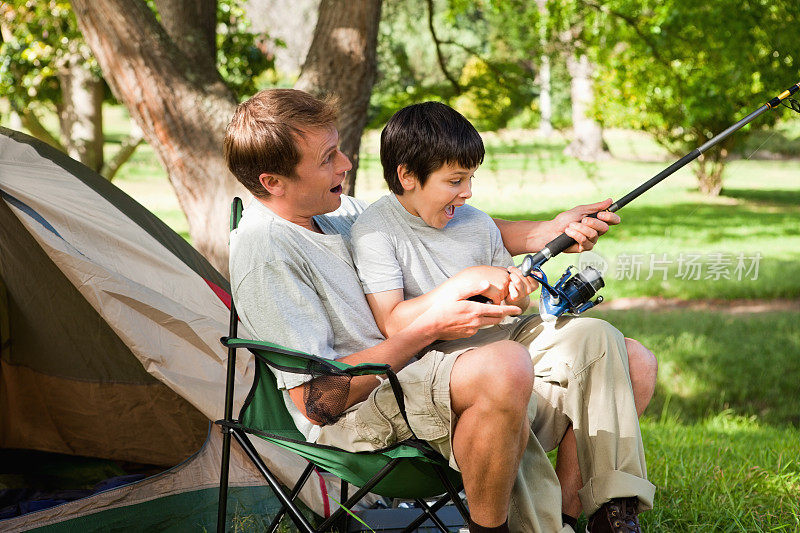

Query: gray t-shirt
[
  {"left": 350, "top": 193, "right": 514, "bottom": 299},
  {"left": 350, "top": 194, "right": 517, "bottom": 352},
  {"left": 229, "top": 195, "right": 384, "bottom": 440}
]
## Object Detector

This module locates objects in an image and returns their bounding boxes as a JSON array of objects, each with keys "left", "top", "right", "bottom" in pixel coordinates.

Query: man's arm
[
  {"left": 494, "top": 198, "right": 622, "bottom": 256},
  {"left": 290, "top": 277, "right": 522, "bottom": 422},
  {"left": 365, "top": 266, "right": 514, "bottom": 338}
]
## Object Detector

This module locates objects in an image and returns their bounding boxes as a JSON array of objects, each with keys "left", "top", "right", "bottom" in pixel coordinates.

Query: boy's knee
[{"left": 626, "top": 338, "right": 658, "bottom": 382}]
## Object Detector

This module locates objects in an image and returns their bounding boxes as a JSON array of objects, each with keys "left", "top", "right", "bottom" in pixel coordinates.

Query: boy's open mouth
[
  {"left": 444, "top": 204, "right": 455, "bottom": 218},
  {"left": 330, "top": 184, "right": 342, "bottom": 193}
]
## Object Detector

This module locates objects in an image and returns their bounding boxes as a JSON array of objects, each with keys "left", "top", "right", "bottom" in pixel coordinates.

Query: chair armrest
[{"left": 221, "top": 337, "right": 389, "bottom": 377}]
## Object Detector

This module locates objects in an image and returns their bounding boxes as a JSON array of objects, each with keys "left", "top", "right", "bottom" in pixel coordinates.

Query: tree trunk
[
  {"left": 536, "top": 0, "right": 553, "bottom": 136},
  {"left": 295, "top": 0, "right": 382, "bottom": 196},
  {"left": 71, "top": 0, "right": 245, "bottom": 276},
  {"left": 565, "top": 53, "right": 607, "bottom": 161},
  {"left": 56, "top": 52, "right": 104, "bottom": 172},
  {"left": 695, "top": 152, "right": 726, "bottom": 196}
]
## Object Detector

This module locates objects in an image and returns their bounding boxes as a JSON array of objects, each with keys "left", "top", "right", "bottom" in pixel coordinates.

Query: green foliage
[
  {"left": 589, "top": 0, "right": 800, "bottom": 175},
  {"left": 0, "top": 0, "right": 275, "bottom": 117},
  {"left": 216, "top": 0, "right": 278, "bottom": 99},
  {"left": 0, "top": 1, "right": 99, "bottom": 109},
  {"left": 370, "top": 0, "right": 543, "bottom": 130}
]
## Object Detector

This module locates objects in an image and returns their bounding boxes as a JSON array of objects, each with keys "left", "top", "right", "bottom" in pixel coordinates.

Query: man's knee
[{"left": 453, "top": 340, "right": 533, "bottom": 412}]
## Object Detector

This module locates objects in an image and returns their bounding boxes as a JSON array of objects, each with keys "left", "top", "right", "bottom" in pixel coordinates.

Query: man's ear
[
  {"left": 258, "top": 173, "right": 286, "bottom": 197},
  {"left": 397, "top": 164, "right": 418, "bottom": 192}
]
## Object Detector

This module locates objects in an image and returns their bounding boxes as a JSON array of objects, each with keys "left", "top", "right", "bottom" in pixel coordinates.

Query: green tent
[{"left": 0, "top": 128, "right": 343, "bottom": 531}]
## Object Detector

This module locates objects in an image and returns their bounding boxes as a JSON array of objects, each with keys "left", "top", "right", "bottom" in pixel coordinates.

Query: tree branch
[
  {"left": 102, "top": 124, "right": 144, "bottom": 181},
  {"left": 153, "top": 0, "right": 217, "bottom": 72},
  {"left": 426, "top": 0, "right": 461, "bottom": 95},
  {"left": 12, "top": 103, "right": 65, "bottom": 152},
  {"left": 577, "top": 0, "right": 674, "bottom": 71}
]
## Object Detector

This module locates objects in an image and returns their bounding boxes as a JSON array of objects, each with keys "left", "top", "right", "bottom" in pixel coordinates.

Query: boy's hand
[
  {"left": 551, "top": 198, "right": 621, "bottom": 253},
  {"left": 448, "top": 265, "right": 510, "bottom": 305},
  {"left": 504, "top": 266, "right": 539, "bottom": 308}
]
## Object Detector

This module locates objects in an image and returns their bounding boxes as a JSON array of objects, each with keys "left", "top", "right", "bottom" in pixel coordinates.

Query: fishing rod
[{"left": 520, "top": 80, "right": 800, "bottom": 321}]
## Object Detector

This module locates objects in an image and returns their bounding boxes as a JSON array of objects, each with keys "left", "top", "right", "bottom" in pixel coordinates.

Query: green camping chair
[{"left": 216, "top": 197, "right": 469, "bottom": 532}]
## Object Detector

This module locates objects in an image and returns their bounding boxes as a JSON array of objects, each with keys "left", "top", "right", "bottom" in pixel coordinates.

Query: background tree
[
  {"left": 0, "top": 1, "right": 107, "bottom": 171},
  {"left": 0, "top": 0, "right": 272, "bottom": 181},
  {"left": 67, "top": 0, "right": 378, "bottom": 274},
  {"left": 590, "top": 0, "right": 800, "bottom": 195},
  {"left": 295, "top": 0, "right": 382, "bottom": 196}
]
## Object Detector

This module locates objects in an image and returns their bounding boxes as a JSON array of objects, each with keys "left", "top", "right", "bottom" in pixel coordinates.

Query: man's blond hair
[{"left": 224, "top": 89, "right": 338, "bottom": 198}]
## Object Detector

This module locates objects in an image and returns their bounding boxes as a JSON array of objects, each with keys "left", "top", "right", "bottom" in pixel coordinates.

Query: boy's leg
[
  {"left": 514, "top": 316, "right": 656, "bottom": 518},
  {"left": 557, "top": 338, "right": 658, "bottom": 517}
]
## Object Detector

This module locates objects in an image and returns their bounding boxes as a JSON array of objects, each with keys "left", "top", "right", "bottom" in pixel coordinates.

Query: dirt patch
[{"left": 599, "top": 297, "right": 800, "bottom": 314}]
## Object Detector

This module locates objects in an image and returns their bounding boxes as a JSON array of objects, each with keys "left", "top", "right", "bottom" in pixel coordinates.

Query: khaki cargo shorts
[
  {"left": 398, "top": 314, "right": 575, "bottom": 454},
  {"left": 315, "top": 347, "right": 467, "bottom": 470}
]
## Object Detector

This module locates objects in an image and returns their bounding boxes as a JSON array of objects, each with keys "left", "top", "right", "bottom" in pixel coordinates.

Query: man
[{"left": 225, "top": 89, "right": 656, "bottom": 533}]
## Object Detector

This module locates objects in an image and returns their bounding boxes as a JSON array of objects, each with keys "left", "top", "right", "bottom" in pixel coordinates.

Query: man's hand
[
  {"left": 422, "top": 279, "right": 522, "bottom": 340},
  {"left": 504, "top": 266, "right": 539, "bottom": 310},
  {"left": 550, "top": 198, "right": 621, "bottom": 253}
]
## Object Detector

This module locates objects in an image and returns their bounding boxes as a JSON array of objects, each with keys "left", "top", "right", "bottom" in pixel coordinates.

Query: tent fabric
[{"left": 0, "top": 127, "right": 340, "bottom": 529}]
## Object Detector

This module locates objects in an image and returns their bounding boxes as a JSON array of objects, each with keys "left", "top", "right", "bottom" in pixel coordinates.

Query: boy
[{"left": 350, "top": 102, "right": 655, "bottom": 532}]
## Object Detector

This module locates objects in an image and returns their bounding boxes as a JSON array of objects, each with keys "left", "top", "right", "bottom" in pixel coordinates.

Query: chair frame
[{"left": 216, "top": 197, "right": 469, "bottom": 532}]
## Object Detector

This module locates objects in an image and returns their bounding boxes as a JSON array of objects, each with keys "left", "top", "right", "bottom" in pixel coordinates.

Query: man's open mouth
[
  {"left": 330, "top": 184, "right": 342, "bottom": 193},
  {"left": 444, "top": 205, "right": 455, "bottom": 218}
]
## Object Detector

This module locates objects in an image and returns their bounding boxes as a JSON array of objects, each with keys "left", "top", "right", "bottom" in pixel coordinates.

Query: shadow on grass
[
  {"left": 593, "top": 309, "right": 800, "bottom": 427},
  {"left": 723, "top": 188, "right": 800, "bottom": 206},
  {"left": 492, "top": 201, "right": 800, "bottom": 242}
]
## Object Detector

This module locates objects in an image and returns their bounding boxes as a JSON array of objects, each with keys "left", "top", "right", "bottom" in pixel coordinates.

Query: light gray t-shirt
[
  {"left": 350, "top": 194, "right": 514, "bottom": 299},
  {"left": 350, "top": 194, "right": 517, "bottom": 353},
  {"left": 229, "top": 195, "right": 384, "bottom": 440}
]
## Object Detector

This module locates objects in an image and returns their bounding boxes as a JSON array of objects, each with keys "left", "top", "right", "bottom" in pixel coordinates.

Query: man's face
[
  {"left": 399, "top": 162, "right": 476, "bottom": 229},
  {"left": 283, "top": 126, "right": 352, "bottom": 217}
]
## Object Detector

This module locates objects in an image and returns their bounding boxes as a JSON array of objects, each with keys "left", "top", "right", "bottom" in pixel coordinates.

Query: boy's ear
[
  {"left": 258, "top": 173, "right": 286, "bottom": 197},
  {"left": 396, "top": 164, "right": 418, "bottom": 192}
]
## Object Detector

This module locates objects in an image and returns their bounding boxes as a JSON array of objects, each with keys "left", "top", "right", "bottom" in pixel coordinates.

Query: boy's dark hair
[{"left": 380, "top": 102, "right": 484, "bottom": 195}]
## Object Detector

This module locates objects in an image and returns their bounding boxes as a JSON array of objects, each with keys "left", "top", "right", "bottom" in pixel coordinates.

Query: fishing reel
[{"left": 521, "top": 255, "right": 605, "bottom": 322}]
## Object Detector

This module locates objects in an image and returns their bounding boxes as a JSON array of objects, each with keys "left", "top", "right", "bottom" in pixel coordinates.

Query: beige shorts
[
  {"left": 316, "top": 314, "right": 578, "bottom": 468},
  {"left": 315, "top": 347, "right": 466, "bottom": 470},
  {"left": 420, "top": 314, "right": 573, "bottom": 453}
]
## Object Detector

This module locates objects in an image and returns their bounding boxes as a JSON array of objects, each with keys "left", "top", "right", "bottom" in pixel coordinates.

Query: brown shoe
[{"left": 587, "top": 497, "right": 641, "bottom": 533}]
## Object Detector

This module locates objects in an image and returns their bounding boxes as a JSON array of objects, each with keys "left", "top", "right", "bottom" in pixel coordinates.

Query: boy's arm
[
  {"left": 291, "top": 278, "right": 521, "bottom": 421},
  {"left": 493, "top": 199, "right": 621, "bottom": 255},
  {"left": 366, "top": 266, "right": 512, "bottom": 338}
]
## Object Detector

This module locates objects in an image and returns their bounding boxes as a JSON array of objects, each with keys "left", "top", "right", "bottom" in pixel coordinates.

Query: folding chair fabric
[{"left": 235, "top": 350, "right": 463, "bottom": 499}]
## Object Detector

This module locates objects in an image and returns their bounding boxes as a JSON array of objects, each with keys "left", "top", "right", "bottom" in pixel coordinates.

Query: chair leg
[
  {"left": 415, "top": 498, "right": 451, "bottom": 532},
  {"left": 401, "top": 495, "right": 452, "bottom": 533},
  {"left": 317, "top": 457, "right": 403, "bottom": 531},
  {"left": 216, "top": 424, "right": 233, "bottom": 533},
  {"left": 267, "top": 462, "right": 317, "bottom": 533},
  {"left": 339, "top": 481, "right": 350, "bottom": 532},
  {"left": 231, "top": 429, "right": 316, "bottom": 533}
]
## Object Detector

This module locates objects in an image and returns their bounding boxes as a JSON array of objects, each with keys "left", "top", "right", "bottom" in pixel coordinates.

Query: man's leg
[
  {"left": 557, "top": 338, "right": 658, "bottom": 518},
  {"left": 449, "top": 340, "right": 533, "bottom": 528}
]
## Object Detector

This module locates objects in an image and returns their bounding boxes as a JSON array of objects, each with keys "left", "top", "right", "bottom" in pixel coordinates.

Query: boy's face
[{"left": 398, "top": 162, "right": 476, "bottom": 229}]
